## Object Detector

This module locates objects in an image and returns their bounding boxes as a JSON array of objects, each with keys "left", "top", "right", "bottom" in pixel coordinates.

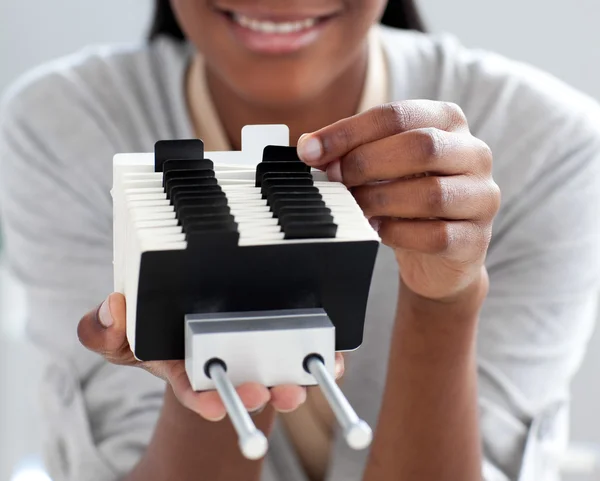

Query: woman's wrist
[
  {"left": 389, "top": 266, "right": 488, "bottom": 375},
  {"left": 127, "top": 384, "right": 276, "bottom": 481},
  {"left": 363, "top": 268, "right": 485, "bottom": 481},
  {"left": 398, "top": 265, "right": 489, "bottom": 325}
]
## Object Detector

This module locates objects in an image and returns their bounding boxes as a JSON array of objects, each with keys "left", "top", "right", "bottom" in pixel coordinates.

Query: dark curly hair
[{"left": 149, "top": 0, "right": 426, "bottom": 41}]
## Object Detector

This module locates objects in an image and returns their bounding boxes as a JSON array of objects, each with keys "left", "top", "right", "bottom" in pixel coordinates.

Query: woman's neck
[{"left": 187, "top": 44, "right": 369, "bottom": 150}]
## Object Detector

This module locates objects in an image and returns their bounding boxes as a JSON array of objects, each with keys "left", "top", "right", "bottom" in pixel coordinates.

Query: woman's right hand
[{"left": 77, "top": 292, "right": 342, "bottom": 421}]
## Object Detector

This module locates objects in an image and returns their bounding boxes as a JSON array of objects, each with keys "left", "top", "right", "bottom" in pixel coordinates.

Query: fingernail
[
  {"left": 369, "top": 217, "right": 381, "bottom": 233},
  {"left": 297, "top": 134, "right": 322, "bottom": 164},
  {"left": 276, "top": 407, "right": 297, "bottom": 414},
  {"left": 275, "top": 388, "right": 307, "bottom": 414},
  {"left": 206, "top": 412, "right": 227, "bottom": 422},
  {"left": 327, "top": 160, "right": 343, "bottom": 183},
  {"left": 298, "top": 388, "right": 307, "bottom": 405},
  {"left": 276, "top": 400, "right": 305, "bottom": 414},
  {"left": 335, "top": 357, "right": 344, "bottom": 378},
  {"left": 249, "top": 404, "right": 267, "bottom": 416},
  {"left": 98, "top": 298, "right": 114, "bottom": 328}
]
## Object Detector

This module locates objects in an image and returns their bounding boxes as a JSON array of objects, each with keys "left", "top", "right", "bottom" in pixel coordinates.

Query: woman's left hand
[{"left": 297, "top": 100, "right": 501, "bottom": 301}]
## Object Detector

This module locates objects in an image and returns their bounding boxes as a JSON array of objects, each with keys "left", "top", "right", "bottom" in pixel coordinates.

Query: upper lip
[{"left": 215, "top": 4, "right": 341, "bottom": 21}]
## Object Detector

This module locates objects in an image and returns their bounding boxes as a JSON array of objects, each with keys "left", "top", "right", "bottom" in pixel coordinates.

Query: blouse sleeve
[
  {"left": 0, "top": 69, "right": 165, "bottom": 481},
  {"left": 470, "top": 67, "right": 600, "bottom": 481}
]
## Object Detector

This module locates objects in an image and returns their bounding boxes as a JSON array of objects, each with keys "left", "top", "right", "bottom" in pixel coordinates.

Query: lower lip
[{"left": 223, "top": 14, "right": 330, "bottom": 55}]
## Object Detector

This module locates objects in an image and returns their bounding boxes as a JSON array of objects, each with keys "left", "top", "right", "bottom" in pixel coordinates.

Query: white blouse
[{"left": 1, "top": 25, "right": 599, "bottom": 481}]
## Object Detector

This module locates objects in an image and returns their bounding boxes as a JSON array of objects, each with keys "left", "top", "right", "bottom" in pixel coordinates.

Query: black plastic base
[{"left": 135, "top": 239, "right": 379, "bottom": 361}]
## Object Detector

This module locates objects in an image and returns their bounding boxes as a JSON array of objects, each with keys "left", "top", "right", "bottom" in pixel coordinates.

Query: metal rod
[
  {"left": 306, "top": 355, "right": 372, "bottom": 450},
  {"left": 208, "top": 361, "right": 268, "bottom": 460}
]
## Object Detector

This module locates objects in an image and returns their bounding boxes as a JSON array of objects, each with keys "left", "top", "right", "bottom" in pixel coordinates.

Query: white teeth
[
  {"left": 232, "top": 13, "right": 317, "bottom": 33},
  {"left": 262, "top": 21, "right": 277, "bottom": 33}
]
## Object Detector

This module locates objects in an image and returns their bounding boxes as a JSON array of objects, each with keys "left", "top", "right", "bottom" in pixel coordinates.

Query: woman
[{"left": 1, "top": 0, "right": 599, "bottom": 480}]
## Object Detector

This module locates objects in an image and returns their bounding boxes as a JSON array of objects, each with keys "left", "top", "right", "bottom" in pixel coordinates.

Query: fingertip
[
  {"left": 326, "top": 160, "right": 343, "bottom": 183},
  {"left": 77, "top": 300, "right": 114, "bottom": 352},
  {"left": 297, "top": 134, "right": 323, "bottom": 165},
  {"left": 189, "top": 383, "right": 271, "bottom": 422},
  {"left": 271, "top": 385, "right": 307, "bottom": 413},
  {"left": 194, "top": 390, "right": 227, "bottom": 422},
  {"left": 335, "top": 353, "right": 345, "bottom": 379},
  {"left": 368, "top": 217, "right": 381, "bottom": 233},
  {"left": 237, "top": 383, "right": 271, "bottom": 411},
  {"left": 77, "top": 293, "right": 131, "bottom": 359}
]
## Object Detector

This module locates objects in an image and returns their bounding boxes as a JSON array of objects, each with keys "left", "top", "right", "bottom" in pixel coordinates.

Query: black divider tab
[
  {"left": 255, "top": 162, "right": 310, "bottom": 187},
  {"left": 279, "top": 213, "right": 334, "bottom": 227},
  {"left": 262, "top": 145, "right": 302, "bottom": 163},
  {"left": 181, "top": 214, "right": 236, "bottom": 232},
  {"left": 261, "top": 171, "right": 313, "bottom": 183},
  {"left": 166, "top": 177, "right": 218, "bottom": 199},
  {"left": 186, "top": 220, "right": 239, "bottom": 234},
  {"left": 184, "top": 230, "right": 240, "bottom": 248},
  {"left": 178, "top": 202, "right": 229, "bottom": 222},
  {"left": 269, "top": 194, "right": 324, "bottom": 212},
  {"left": 283, "top": 221, "right": 338, "bottom": 239},
  {"left": 175, "top": 203, "right": 230, "bottom": 219},
  {"left": 180, "top": 212, "right": 234, "bottom": 228},
  {"left": 265, "top": 186, "right": 320, "bottom": 202},
  {"left": 175, "top": 195, "right": 228, "bottom": 211},
  {"left": 278, "top": 206, "right": 331, "bottom": 218},
  {"left": 163, "top": 169, "right": 215, "bottom": 187},
  {"left": 163, "top": 158, "right": 214, "bottom": 173},
  {"left": 261, "top": 177, "right": 314, "bottom": 198},
  {"left": 155, "top": 139, "right": 204, "bottom": 172},
  {"left": 172, "top": 188, "right": 225, "bottom": 206}
]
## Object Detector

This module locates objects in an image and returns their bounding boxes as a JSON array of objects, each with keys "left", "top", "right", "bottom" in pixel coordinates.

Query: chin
[
  {"left": 235, "top": 75, "right": 325, "bottom": 108},
  {"left": 205, "top": 51, "right": 332, "bottom": 108}
]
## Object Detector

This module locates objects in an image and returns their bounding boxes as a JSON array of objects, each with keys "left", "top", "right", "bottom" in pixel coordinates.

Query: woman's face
[{"left": 170, "top": 0, "right": 387, "bottom": 107}]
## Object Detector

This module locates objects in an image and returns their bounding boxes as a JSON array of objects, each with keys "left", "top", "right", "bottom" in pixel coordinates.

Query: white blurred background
[{"left": 0, "top": 0, "right": 599, "bottom": 480}]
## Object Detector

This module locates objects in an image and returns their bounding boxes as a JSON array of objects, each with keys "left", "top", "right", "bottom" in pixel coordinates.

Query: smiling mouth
[
  {"left": 215, "top": 6, "right": 339, "bottom": 54},
  {"left": 218, "top": 8, "right": 337, "bottom": 35},
  {"left": 231, "top": 14, "right": 320, "bottom": 34}
]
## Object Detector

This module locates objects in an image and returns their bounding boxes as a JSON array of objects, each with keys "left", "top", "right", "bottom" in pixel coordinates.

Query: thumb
[{"left": 77, "top": 293, "right": 133, "bottom": 364}]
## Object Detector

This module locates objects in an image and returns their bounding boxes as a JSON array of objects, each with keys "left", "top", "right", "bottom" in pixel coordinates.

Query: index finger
[{"left": 297, "top": 100, "right": 468, "bottom": 167}]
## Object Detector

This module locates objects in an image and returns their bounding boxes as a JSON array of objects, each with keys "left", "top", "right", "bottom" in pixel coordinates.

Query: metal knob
[
  {"left": 305, "top": 355, "right": 373, "bottom": 450},
  {"left": 207, "top": 360, "right": 269, "bottom": 460}
]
